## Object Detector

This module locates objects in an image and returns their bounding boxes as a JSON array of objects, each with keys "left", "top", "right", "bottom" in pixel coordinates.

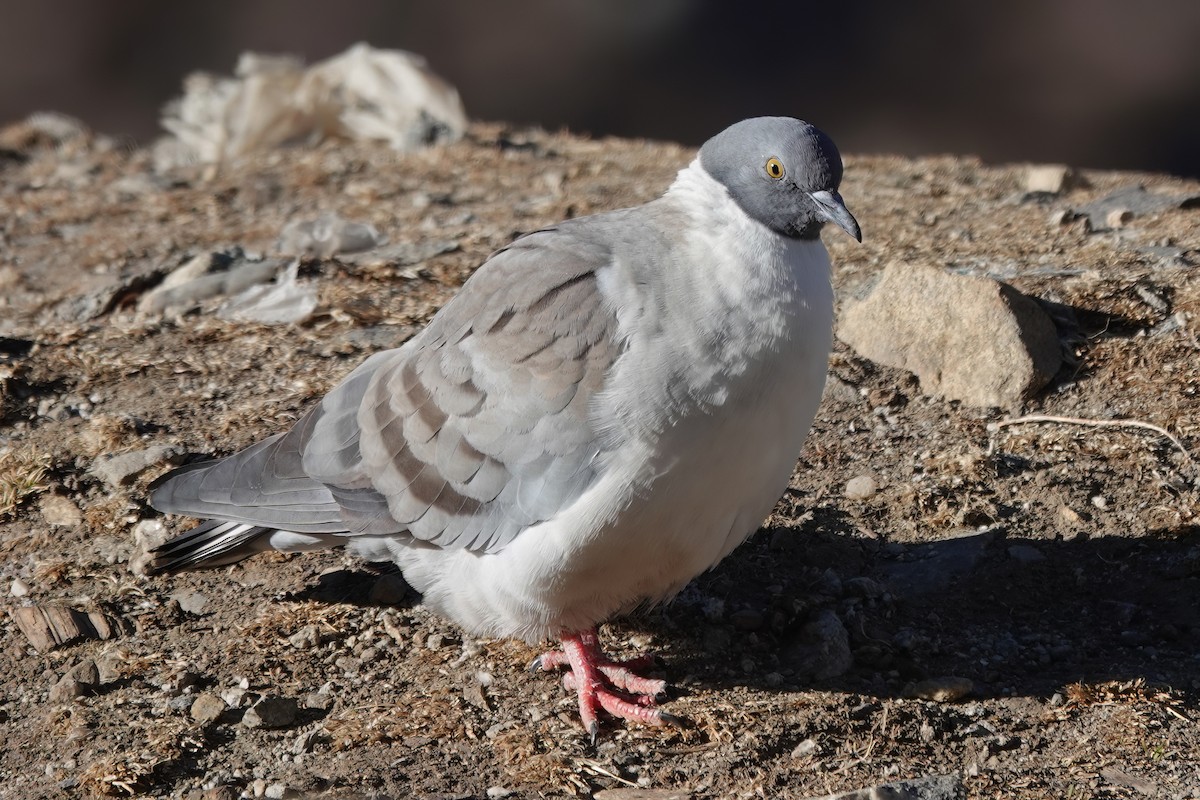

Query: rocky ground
[{"left": 0, "top": 115, "right": 1198, "bottom": 799}]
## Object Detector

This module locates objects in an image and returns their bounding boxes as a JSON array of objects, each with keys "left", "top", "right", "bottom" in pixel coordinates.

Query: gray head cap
[{"left": 699, "top": 116, "right": 860, "bottom": 242}]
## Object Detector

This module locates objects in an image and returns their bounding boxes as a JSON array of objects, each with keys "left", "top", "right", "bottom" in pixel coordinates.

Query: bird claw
[{"left": 535, "top": 628, "right": 684, "bottom": 737}]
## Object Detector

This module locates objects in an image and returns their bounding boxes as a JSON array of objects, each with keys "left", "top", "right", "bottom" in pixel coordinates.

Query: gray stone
[
  {"left": 168, "top": 694, "right": 195, "bottom": 712},
  {"left": 1074, "top": 185, "right": 1200, "bottom": 231},
  {"left": 136, "top": 250, "right": 284, "bottom": 315},
  {"left": 288, "top": 624, "right": 321, "bottom": 650},
  {"left": 190, "top": 692, "right": 227, "bottom": 723},
  {"left": 242, "top": 695, "right": 298, "bottom": 729},
  {"left": 277, "top": 212, "right": 385, "bottom": 257},
  {"left": 89, "top": 445, "right": 181, "bottom": 487},
  {"left": 49, "top": 660, "right": 99, "bottom": 702},
  {"left": 822, "top": 374, "right": 862, "bottom": 404},
  {"left": 292, "top": 728, "right": 322, "bottom": 755},
  {"left": 170, "top": 591, "right": 209, "bottom": 615},
  {"left": 838, "top": 262, "right": 1061, "bottom": 407},
  {"left": 785, "top": 609, "right": 853, "bottom": 680},
  {"left": 301, "top": 691, "right": 334, "bottom": 711},
  {"left": 882, "top": 529, "right": 997, "bottom": 597},
  {"left": 806, "top": 774, "right": 964, "bottom": 800}
]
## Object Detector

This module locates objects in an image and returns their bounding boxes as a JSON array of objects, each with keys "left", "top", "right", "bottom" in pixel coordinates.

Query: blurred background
[{"left": 2, "top": 0, "right": 1199, "bottom": 176}]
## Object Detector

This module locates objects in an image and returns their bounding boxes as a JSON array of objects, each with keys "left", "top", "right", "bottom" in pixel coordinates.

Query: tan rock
[{"left": 838, "top": 262, "right": 1061, "bottom": 407}]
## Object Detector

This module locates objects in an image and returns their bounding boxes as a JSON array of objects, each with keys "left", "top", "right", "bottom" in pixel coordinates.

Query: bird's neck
[{"left": 662, "top": 159, "right": 832, "bottom": 343}]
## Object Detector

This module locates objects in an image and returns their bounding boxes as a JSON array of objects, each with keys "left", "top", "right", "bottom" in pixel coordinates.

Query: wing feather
[{"left": 151, "top": 222, "right": 625, "bottom": 559}]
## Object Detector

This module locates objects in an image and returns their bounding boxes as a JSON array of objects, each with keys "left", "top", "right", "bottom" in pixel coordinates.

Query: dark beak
[{"left": 809, "top": 190, "right": 862, "bottom": 242}]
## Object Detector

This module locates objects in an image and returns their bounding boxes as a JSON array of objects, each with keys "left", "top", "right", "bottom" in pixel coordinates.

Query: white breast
[{"left": 382, "top": 160, "right": 835, "bottom": 642}]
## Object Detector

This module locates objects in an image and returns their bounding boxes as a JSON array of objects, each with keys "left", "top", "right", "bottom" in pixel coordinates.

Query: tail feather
[{"left": 147, "top": 520, "right": 273, "bottom": 574}]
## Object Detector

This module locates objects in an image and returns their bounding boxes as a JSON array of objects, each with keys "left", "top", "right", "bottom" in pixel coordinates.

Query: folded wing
[{"left": 150, "top": 225, "right": 623, "bottom": 564}]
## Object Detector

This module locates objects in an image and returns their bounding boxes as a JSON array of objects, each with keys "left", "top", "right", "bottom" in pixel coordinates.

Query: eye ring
[{"left": 765, "top": 157, "right": 785, "bottom": 180}]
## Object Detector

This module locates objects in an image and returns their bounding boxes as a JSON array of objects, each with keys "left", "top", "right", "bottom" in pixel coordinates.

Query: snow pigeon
[{"left": 148, "top": 116, "right": 860, "bottom": 737}]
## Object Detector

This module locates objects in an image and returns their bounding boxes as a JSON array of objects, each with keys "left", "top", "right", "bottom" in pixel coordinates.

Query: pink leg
[{"left": 532, "top": 628, "right": 684, "bottom": 739}]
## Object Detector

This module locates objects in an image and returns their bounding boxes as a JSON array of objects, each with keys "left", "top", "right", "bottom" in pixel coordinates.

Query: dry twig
[{"left": 989, "top": 414, "right": 1193, "bottom": 463}]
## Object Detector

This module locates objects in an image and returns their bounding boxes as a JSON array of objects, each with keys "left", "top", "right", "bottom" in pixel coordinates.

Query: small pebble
[
  {"left": 791, "top": 737, "right": 818, "bottom": 758},
  {"left": 48, "top": 660, "right": 100, "bottom": 702},
  {"left": 907, "top": 676, "right": 974, "bottom": 702},
  {"left": 170, "top": 591, "right": 208, "bottom": 615},
  {"left": 288, "top": 625, "right": 320, "bottom": 650},
  {"left": 302, "top": 691, "right": 334, "bottom": 711},
  {"left": 191, "top": 693, "right": 227, "bottom": 723},
  {"left": 220, "top": 686, "right": 246, "bottom": 707},
  {"left": 292, "top": 729, "right": 322, "bottom": 755},
  {"left": 844, "top": 475, "right": 877, "bottom": 500},
  {"left": 167, "top": 694, "right": 194, "bottom": 712},
  {"left": 1105, "top": 208, "right": 1133, "bottom": 228},
  {"left": 1057, "top": 505, "right": 1081, "bottom": 525},
  {"left": 1090, "top": 495, "right": 1109, "bottom": 510},
  {"left": 242, "top": 696, "right": 299, "bottom": 729},
  {"left": 10, "top": 578, "right": 31, "bottom": 597},
  {"left": 39, "top": 494, "right": 83, "bottom": 528}
]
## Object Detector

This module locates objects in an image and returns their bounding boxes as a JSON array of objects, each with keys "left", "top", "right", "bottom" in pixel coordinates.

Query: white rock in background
[
  {"left": 137, "top": 250, "right": 284, "bottom": 316},
  {"left": 155, "top": 43, "right": 467, "bottom": 170},
  {"left": 277, "top": 212, "right": 386, "bottom": 258},
  {"left": 838, "top": 262, "right": 1061, "bottom": 408},
  {"left": 1024, "top": 164, "right": 1080, "bottom": 194},
  {"left": 217, "top": 261, "right": 318, "bottom": 325}
]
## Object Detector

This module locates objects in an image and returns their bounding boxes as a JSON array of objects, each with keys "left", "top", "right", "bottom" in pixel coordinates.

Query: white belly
[{"left": 381, "top": 304, "right": 832, "bottom": 643}]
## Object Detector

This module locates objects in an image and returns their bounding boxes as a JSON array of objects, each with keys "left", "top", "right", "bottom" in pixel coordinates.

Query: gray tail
[{"left": 147, "top": 520, "right": 273, "bottom": 574}]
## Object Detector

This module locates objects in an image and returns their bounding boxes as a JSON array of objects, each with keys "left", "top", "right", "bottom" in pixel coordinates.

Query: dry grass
[
  {"left": 78, "top": 720, "right": 203, "bottom": 797},
  {"left": 1061, "top": 677, "right": 1191, "bottom": 722},
  {"left": 232, "top": 599, "right": 356, "bottom": 653},
  {"left": 0, "top": 445, "right": 51, "bottom": 518},
  {"left": 322, "top": 690, "right": 465, "bottom": 750}
]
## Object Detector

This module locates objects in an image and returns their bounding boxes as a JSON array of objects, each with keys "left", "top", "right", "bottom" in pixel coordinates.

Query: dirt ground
[{"left": 1, "top": 117, "right": 1198, "bottom": 799}]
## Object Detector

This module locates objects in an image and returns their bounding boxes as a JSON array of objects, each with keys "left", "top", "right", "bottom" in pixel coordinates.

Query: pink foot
[{"left": 532, "top": 628, "right": 685, "bottom": 739}]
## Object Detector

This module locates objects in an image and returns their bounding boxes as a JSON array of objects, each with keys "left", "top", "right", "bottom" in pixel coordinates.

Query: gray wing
[{"left": 151, "top": 224, "right": 623, "bottom": 555}]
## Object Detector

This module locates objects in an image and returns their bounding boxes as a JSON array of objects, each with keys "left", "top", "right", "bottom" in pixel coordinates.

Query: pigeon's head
[{"left": 699, "top": 116, "right": 861, "bottom": 242}]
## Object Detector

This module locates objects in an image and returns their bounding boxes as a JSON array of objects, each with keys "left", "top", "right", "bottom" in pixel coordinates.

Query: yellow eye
[{"left": 765, "top": 157, "right": 785, "bottom": 180}]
